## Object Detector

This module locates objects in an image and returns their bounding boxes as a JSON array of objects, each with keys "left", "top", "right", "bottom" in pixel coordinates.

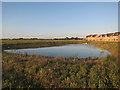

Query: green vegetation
[
  {"left": 2, "top": 40, "right": 86, "bottom": 50},
  {"left": 2, "top": 40, "right": 120, "bottom": 88},
  {"left": 88, "top": 41, "right": 119, "bottom": 57}
]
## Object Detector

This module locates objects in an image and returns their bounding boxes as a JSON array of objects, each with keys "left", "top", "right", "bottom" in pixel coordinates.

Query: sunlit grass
[{"left": 2, "top": 40, "right": 120, "bottom": 88}]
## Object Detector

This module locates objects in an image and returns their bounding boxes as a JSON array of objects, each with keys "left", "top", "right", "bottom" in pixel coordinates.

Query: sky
[{"left": 2, "top": 2, "right": 118, "bottom": 39}]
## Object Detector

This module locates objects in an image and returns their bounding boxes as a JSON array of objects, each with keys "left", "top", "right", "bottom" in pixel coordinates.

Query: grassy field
[
  {"left": 2, "top": 40, "right": 120, "bottom": 88},
  {"left": 2, "top": 39, "right": 87, "bottom": 45},
  {"left": 2, "top": 40, "right": 87, "bottom": 50},
  {"left": 88, "top": 41, "right": 119, "bottom": 57}
]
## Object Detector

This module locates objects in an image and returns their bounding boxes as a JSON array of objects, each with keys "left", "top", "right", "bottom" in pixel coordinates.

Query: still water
[{"left": 4, "top": 44, "right": 111, "bottom": 58}]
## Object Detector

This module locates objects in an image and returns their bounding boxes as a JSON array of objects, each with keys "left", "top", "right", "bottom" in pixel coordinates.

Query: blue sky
[{"left": 2, "top": 2, "right": 118, "bottom": 38}]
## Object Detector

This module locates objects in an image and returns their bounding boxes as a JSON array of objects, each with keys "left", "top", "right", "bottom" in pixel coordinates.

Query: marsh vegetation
[{"left": 2, "top": 40, "right": 120, "bottom": 88}]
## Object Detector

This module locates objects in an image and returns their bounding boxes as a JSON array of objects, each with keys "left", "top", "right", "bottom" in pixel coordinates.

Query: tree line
[{"left": 2, "top": 37, "right": 85, "bottom": 40}]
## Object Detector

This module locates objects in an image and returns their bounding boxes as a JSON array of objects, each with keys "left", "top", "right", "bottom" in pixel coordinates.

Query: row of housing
[{"left": 86, "top": 32, "right": 120, "bottom": 41}]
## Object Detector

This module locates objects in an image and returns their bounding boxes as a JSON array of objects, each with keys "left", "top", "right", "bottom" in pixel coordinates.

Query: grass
[
  {"left": 2, "top": 39, "right": 120, "bottom": 88},
  {"left": 88, "top": 41, "right": 119, "bottom": 57},
  {"left": 2, "top": 39, "right": 84, "bottom": 44},
  {"left": 2, "top": 40, "right": 87, "bottom": 50}
]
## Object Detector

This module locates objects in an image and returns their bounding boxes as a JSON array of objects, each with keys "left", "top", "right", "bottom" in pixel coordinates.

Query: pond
[{"left": 4, "top": 44, "right": 111, "bottom": 58}]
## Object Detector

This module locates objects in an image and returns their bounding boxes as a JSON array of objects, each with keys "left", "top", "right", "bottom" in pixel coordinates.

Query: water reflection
[{"left": 4, "top": 44, "right": 111, "bottom": 58}]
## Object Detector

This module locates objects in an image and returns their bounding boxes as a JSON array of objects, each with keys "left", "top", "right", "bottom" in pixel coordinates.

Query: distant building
[
  {"left": 86, "top": 35, "right": 92, "bottom": 41},
  {"left": 98, "top": 34, "right": 105, "bottom": 41},
  {"left": 112, "top": 32, "right": 120, "bottom": 41},
  {"left": 86, "top": 32, "right": 120, "bottom": 42},
  {"left": 92, "top": 34, "right": 98, "bottom": 41}
]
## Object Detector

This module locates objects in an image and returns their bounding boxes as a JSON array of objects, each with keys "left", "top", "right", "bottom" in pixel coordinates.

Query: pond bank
[{"left": 2, "top": 40, "right": 119, "bottom": 57}]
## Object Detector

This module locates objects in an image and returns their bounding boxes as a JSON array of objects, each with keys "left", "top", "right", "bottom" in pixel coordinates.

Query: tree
[
  {"left": 71, "top": 37, "right": 74, "bottom": 40},
  {"left": 65, "top": 37, "right": 69, "bottom": 40}
]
